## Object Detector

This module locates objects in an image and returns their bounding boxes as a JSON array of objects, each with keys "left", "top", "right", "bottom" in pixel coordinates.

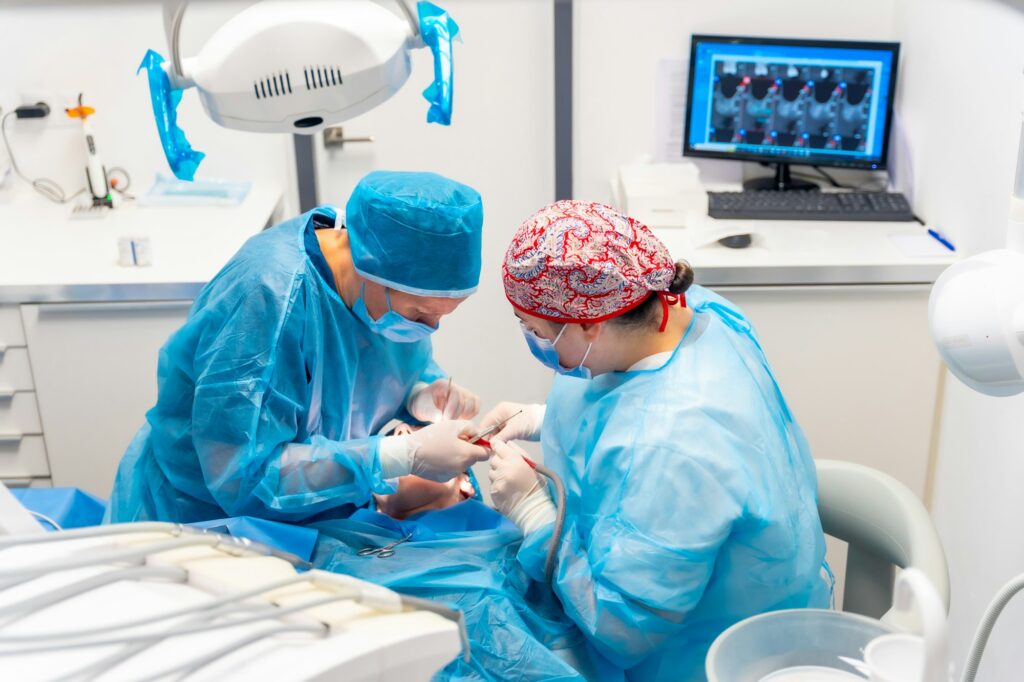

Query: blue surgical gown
[
  {"left": 312, "top": 500, "right": 617, "bottom": 681},
  {"left": 106, "top": 207, "right": 444, "bottom": 524},
  {"left": 518, "top": 284, "right": 830, "bottom": 681}
]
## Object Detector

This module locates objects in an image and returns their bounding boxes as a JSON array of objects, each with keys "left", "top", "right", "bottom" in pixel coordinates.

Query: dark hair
[{"left": 610, "top": 261, "right": 694, "bottom": 331}]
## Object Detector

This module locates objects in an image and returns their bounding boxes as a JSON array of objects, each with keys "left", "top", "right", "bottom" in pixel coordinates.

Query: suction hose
[
  {"left": 962, "top": 572, "right": 1024, "bottom": 682},
  {"left": 532, "top": 462, "right": 566, "bottom": 584}
]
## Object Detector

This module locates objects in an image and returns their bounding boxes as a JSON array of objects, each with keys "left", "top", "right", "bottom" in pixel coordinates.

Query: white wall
[
  {"left": 573, "top": 0, "right": 899, "bottom": 201},
  {"left": 895, "top": 0, "right": 1024, "bottom": 678},
  {"left": 0, "top": 2, "right": 298, "bottom": 215}
]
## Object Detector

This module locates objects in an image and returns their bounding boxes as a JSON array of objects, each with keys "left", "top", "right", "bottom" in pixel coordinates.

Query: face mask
[
  {"left": 353, "top": 284, "right": 437, "bottom": 343},
  {"left": 520, "top": 321, "right": 592, "bottom": 379}
]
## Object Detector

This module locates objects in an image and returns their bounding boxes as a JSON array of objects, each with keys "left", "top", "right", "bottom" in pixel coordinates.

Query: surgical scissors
[{"left": 357, "top": 533, "right": 412, "bottom": 558}]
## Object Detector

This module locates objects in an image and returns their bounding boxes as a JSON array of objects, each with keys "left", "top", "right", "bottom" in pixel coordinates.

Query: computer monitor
[{"left": 684, "top": 35, "right": 900, "bottom": 191}]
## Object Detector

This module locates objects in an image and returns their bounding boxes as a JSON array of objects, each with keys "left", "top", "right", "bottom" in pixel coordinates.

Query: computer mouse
[{"left": 717, "top": 233, "right": 752, "bottom": 249}]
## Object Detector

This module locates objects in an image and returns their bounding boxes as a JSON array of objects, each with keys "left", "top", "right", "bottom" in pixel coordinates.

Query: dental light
[{"left": 139, "top": 0, "right": 459, "bottom": 180}]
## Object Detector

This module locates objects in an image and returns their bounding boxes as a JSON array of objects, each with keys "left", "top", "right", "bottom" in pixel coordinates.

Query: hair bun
[{"left": 669, "top": 260, "right": 694, "bottom": 294}]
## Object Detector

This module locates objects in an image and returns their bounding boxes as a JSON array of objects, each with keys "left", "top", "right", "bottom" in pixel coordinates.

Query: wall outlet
[{"left": 18, "top": 89, "right": 82, "bottom": 128}]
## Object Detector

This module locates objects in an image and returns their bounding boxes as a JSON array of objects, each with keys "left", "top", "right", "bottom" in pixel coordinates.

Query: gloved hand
[
  {"left": 407, "top": 379, "right": 481, "bottom": 422},
  {"left": 488, "top": 440, "right": 555, "bottom": 536},
  {"left": 379, "top": 420, "right": 490, "bottom": 483},
  {"left": 477, "top": 402, "right": 546, "bottom": 443}
]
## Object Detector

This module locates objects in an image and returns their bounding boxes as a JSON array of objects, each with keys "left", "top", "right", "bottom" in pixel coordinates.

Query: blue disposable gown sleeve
[
  {"left": 519, "top": 447, "right": 744, "bottom": 670},
  {"left": 189, "top": 280, "right": 396, "bottom": 520},
  {"left": 419, "top": 358, "right": 447, "bottom": 385}
]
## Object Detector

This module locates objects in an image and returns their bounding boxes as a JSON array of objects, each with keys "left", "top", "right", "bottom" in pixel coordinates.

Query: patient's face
[
  {"left": 374, "top": 473, "right": 476, "bottom": 520},
  {"left": 375, "top": 421, "right": 475, "bottom": 519}
]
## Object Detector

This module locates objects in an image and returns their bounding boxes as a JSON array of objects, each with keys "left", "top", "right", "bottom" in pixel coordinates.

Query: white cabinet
[
  {"left": 20, "top": 301, "right": 192, "bottom": 497},
  {"left": 0, "top": 305, "right": 48, "bottom": 488},
  {"left": 0, "top": 436, "right": 50, "bottom": 479},
  {"left": 0, "top": 306, "right": 26, "bottom": 348},
  {"left": 715, "top": 284, "right": 940, "bottom": 499}
]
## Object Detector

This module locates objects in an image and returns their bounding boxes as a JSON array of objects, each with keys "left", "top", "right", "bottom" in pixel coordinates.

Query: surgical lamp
[{"left": 141, "top": 0, "right": 458, "bottom": 180}]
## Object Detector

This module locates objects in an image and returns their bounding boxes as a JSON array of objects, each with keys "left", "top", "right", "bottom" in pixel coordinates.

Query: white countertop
[
  {"left": 622, "top": 172, "right": 958, "bottom": 286},
  {"left": 0, "top": 182, "right": 283, "bottom": 303},
  {"left": 654, "top": 215, "right": 958, "bottom": 286}
]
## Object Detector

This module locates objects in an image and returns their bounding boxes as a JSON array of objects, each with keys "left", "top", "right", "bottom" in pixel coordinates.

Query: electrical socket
[{"left": 18, "top": 89, "right": 82, "bottom": 127}]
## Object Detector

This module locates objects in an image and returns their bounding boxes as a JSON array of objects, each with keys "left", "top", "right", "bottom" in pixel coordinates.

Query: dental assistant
[
  {"left": 107, "top": 170, "right": 489, "bottom": 524},
  {"left": 482, "top": 200, "right": 830, "bottom": 681}
]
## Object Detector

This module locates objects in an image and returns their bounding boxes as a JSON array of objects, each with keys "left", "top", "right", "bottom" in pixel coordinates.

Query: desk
[
  {"left": 0, "top": 184, "right": 283, "bottom": 495},
  {"left": 0, "top": 182, "right": 284, "bottom": 303},
  {"left": 659, "top": 217, "right": 954, "bottom": 286}
]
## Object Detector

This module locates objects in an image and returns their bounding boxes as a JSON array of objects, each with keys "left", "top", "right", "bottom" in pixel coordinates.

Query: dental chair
[{"left": 815, "top": 459, "right": 950, "bottom": 625}]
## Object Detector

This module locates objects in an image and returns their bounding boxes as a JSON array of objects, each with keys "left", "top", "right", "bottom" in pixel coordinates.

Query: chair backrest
[{"left": 816, "top": 459, "right": 950, "bottom": 623}]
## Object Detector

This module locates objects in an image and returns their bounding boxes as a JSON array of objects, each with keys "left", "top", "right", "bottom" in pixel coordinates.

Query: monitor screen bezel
[{"left": 682, "top": 34, "right": 901, "bottom": 171}]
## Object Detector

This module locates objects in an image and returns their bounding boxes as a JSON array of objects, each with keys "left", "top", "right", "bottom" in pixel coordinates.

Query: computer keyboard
[{"left": 707, "top": 190, "right": 915, "bottom": 222}]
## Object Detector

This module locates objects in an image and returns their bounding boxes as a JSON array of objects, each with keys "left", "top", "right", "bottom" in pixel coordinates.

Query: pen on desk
[{"left": 927, "top": 229, "right": 956, "bottom": 252}]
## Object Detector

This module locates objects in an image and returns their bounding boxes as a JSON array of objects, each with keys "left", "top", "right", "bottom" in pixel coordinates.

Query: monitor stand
[{"left": 743, "top": 162, "right": 819, "bottom": 192}]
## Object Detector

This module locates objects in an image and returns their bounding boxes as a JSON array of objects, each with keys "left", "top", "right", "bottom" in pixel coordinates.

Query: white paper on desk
[
  {"left": 655, "top": 59, "right": 688, "bottom": 162},
  {"left": 888, "top": 230, "right": 954, "bottom": 258}
]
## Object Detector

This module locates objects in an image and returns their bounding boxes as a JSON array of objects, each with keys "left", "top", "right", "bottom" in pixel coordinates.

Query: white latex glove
[
  {"left": 477, "top": 402, "right": 546, "bottom": 443},
  {"left": 488, "top": 440, "right": 555, "bottom": 536},
  {"left": 379, "top": 420, "right": 490, "bottom": 483},
  {"left": 407, "top": 379, "right": 481, "bottom": 422}
]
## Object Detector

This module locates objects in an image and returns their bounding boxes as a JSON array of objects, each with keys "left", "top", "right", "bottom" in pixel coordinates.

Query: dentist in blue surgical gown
[
  {"left": 107, "top": 170, "right": 490, "bottom": 524},
  {"left": 480, "top": 200, "right": 832, "bottom": 682}
]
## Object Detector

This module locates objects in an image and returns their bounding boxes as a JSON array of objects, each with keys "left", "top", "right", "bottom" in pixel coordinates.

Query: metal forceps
[
  {"left": 357, "top": 533, "right": 412, "bottom": 558},
  {"left": 466, "top": 409, "right": 523, "bottom": 448}
]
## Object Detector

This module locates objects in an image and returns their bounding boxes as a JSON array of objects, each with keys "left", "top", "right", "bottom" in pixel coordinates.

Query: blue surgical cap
[{"left": 346, "top": 171, "right": 484, "bottom": 298}]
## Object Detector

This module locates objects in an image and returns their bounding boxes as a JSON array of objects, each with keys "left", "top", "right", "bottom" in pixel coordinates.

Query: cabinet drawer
[
  {"left": 0, "top": 477, "right": 51, "bottom": 489},
  {"left": 0, "top": 306, "right": 26, "bottom": 349},
  {"left": 0, "top": 392, "right": 42, "bottom": 434},
  {"left": 0, "top": 435, "right": 50, "bottom": 478},
  {"left": 0, "top": 348, "right": 34, "bottom": 392}
]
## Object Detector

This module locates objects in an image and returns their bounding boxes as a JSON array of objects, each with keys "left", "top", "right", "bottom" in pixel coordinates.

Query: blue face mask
[
  {"left": 520, "top": 321, "right": 592, "bottom": 379},
  {"left": 353, "top": 284, "right": 437, "bottom": 343}
]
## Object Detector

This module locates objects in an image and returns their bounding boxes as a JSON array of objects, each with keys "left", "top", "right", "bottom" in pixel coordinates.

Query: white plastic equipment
[
  {"left": 705, "top": 569, "right": 951, "bottom": 682},
  {"left": 0, "top": 522, "right": 467, "bottom": 681},
  {"left": 925, "top": 81, "right": 1024, "bottom": 682},
  {"left": 928, "top": 89, "right": 1024, "bottom": 397},
  {"left": 163, "top": 0, "right": 432, "bottom": 134},
  {"left": 861, "top": 570, "right": 952, "bottom": 682}
]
